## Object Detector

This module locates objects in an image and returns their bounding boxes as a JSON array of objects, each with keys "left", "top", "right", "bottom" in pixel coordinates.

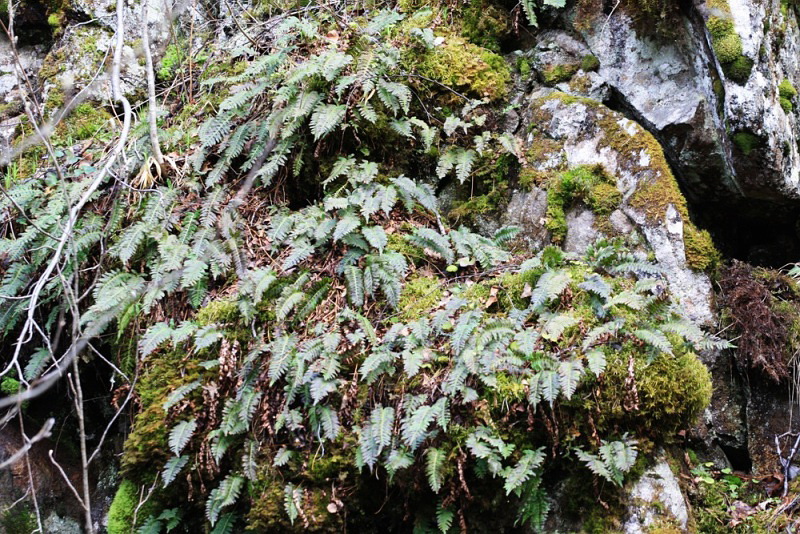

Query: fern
[
  {"left": 401, "top": 404, "right": 435, "bottom": 450},
  {"left": 283, "top": 482, "right": 303, "bottom": 525},
  {"left": 503, "top": 448, "right": 545, "bottom": 495},
  {"left": 163, "top": 380, "right": 201, "bottom": 411},
  {"left": 529, "top": 269, "right": 571, "bottom": 310},
  {"left": 436, "top": 501, "right": 454, "bottom": 533},
  {"left": 139, "top": 322, "right": 173, "bottom": 357},
  {"left": 169, "top": 419, "right": 197, "bottom": 456},
  {"left": 310, "top": 103, "right": 347, "bottom": 140},
  {"left": 370, "top": 405, "right": 395, "bottom": 451},
  {"left": 162, "top": 455, "right": 189, "bottom": 487},
  {"left": 426, "top": 448, "right": 447, "bottom": 493},
  {"left": 206, "top": 475, "right": 245, "bottom": 525},
  {"left": 268, "top": 334, "right": 297, "bottom": 385}
]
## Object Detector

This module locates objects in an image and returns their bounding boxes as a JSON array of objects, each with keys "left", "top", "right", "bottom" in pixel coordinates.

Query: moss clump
[
  {"left": 580, "top": 54, "right": 600, "bottom": 72},
  {"left": 108, "top": 479, "right": 155, "bottom": 534},
  {"left": 52, "top": 102, "right": 112, "bottom": 145},
  {"left": 121, "top": 350, "right": 203, "bottom": 476},
  {"left": 545, "top": 165, "right": 619, "bottom": 243},
  {"left": 413, "top": 34, "right": 511, "bottom": 101},
  {"left": 706, "top": 11, "right": 752, "bottom": 84},
  {"left": 196, "top": 298, "right": 240, "bottom": 325},
  {"left": 398, "top": 276, "right": 444, "bottom": 322},
  {"left": 684, "top": 225, "right": 721, "bottom": 272},
  {"left": 1, "top": 507, "right": 37, "bottom": 534},
  {"left": 0, "top": 376, "right": 20, "bottom": 395},
  {"left": 542, "top": 63, "right": 579, "bottom": 85},
  {"left": 732, "top": 131, "right": 762, "bottom": 156},
  {"left": 158, "top": 43, "right": 185, "bottom": 81},
  {"left": 593, "top": 347, "right": 712, "bottom": 434},
  {"left": 461, "top": 0, "right": 511, "bottom": 52},
  {"left": 587, "top": 182, "right": 622, "bottom": 215},
  {"left": 779, "top": 78, "right": 797, "bottom": 112},
  {"left": 517, "top": 57, "right": 532, "bottom": 78}
]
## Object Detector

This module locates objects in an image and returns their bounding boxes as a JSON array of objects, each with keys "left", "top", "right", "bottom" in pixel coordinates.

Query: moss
[
  {"left": 52, "top": 102, "right": 112, "bottom": 145},
  {"left": 122, "top": 349, "right": 203, "bottom": 477},
  {"left": 517, "top": 57, "right": 532, "bottom": 78},
  {"left": 732, "top": 131, "right": 762, "bottom": 156},
  {"left": 545, "top": 164, "right": 619, "bottom": 243},
  {"left": 196, "top": 298, "right": 240, "bottom": 325},
  {"left": 387, "top": 231, "right": 427, "bottom": 265},
  {"left": 413, "top": 34, "right": 511, "bottom": 101},
  {"left": 684, "top": 225, "right": 721, "bottom": 272},
  {"left": 461, "top": 0, "right": 511, "bottom": 52},
  {"left": 779, "top": 78, "right": 797, "bottom": 112},
  {"left": 588, "top": 182, "right": 622, "bottom": 215},
  {"left": 0, "top": 376, "right": 20, "bottom": 396},
  {"left": 580, "top": 54, "right": 600, "bottom": 72},
  {"left": 158, "top": 43, "right": 185, "bottom": 81},
  {"left": 517, "top": 167, "right": 543, "bottom": 190},
  {"left": 542, "top": 63, "right": 579, "bottom": 86},
  {"left": 534, "top": 92, "right": 687, "bottom": 228},
  {"left": 706, "top": 10, "right": 752, "bottom": 84},
  {"left": 592, "top": 346, "right": 712, "bottom": 435},
  {"left": 398, "top": 276, "right": 444, "bottom": 322},
  {"left": 726, "top": 55, "right": 753, "bottom": 84},
  {"left": 1, "top": 507, "right": 37, "bottom": 534},
  {"left": 568, "top": 72, "right": 593, "bottom": 93},
  {"left": 448, "top": 183, "right": 508, "bottom": 222},
  {"left": 108, "top": 479, "right": 156, "bottom": 534}
]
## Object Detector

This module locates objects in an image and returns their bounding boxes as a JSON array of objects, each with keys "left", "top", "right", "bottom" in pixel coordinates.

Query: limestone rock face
[
  {"left": 573, "top": 2, "right": 800, "bottom": 205},
  {"left": 506, "top": 90, "right": 715, "bottom": 325},
  {"left": 622, "top": 458, "right": 690, "bottom": 533}
]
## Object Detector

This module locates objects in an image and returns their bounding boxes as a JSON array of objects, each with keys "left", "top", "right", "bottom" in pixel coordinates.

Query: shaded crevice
[{"left": 601, "top": 82, "right": 800, "bottom": 268}]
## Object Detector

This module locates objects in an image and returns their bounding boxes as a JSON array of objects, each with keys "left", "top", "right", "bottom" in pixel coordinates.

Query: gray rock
[
  {"left": 563, "top": 208, "right": 598, "bottom": 254},
  {"left": 513, "top": 91, "right": 714, "bottom": 324},
  {"left": 44, "top": 512, "right": 82, "bottom": 534},
  {"left": 623, "top": 458, "right": 689, "bottom": 533}
]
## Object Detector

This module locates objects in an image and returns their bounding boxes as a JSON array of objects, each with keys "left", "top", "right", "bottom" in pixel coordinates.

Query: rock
[
  {"left": 511, "top": 90, "right": 715, "bottom": 324},
  {"left": 563, "top": 207, "right": 598, "bottom": 254},
  {"left": 502, "top": 187, "right": 550, "bottom": 251},
  {"left": 44, "top": 512, "right": 82, "bottom": 534},
  {"left": 622, "top": 457, "right": 690, "bottom": 533}
]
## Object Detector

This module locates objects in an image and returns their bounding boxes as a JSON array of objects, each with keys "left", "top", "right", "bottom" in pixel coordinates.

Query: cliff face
[{"left": 3, "top": 0, "right": 800, "bottom": 532}]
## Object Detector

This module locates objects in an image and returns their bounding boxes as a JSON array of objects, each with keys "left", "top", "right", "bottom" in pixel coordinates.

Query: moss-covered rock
[
  {"left": 779, "top": 78, "right": 797, "bottom": 112},
  {"left": 705, "top": 4, "right": 752, "bottom": 84}
]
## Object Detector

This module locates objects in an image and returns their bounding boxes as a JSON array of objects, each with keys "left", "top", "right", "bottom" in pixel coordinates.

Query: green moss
[
  {"left": 0, "top": 376, "right": 20, "bottom": 396},
  {"left": 122, "top": 350, "right": 203, "bottom": 477},
  {"left": 196, "top": 298, "right": 240, "bottom": 325},
  {"left": 706, "top": 11, "right": 752, "bottom": 84},
  {"left": 413, "top": 34, "right": 511, "bottom": 101},
  {"left": 542, "top": 63, "right": 579, "bottom": 86},
  {"left": 398, "top": 276, "right": 444, "bottom": 322},
  {"left": 580, "top": 54, "right": 600, "bottom": 72},
  {"left": 52, "top": 102, "right": 112, "bottom": 145},
  {"left": 461, "top": 0, "right": 510, "bottom": 52},
  {"left": 387, "top": 232, "right": 427, "bottom": 265},
  {"left": 684, "top": 225, "right": 721, "bottom": 272},
  {"left": 545, "top": 164, "right": 619, "bottom": 243},
  {"left": 593, "top": 347, "right": 712, "bottom": 434},
  {"left": 517, "top": 57, "right": 532, "bottom": 78},
  {"left": 1, "top": 507, "right": 37, "bottom": 534},
  {"left": 158, "top": 43, "right": 185, "bottom": 81},
  {"left": 779, "top": 78, "right": 797, "bottom": 112},
  {"left": 732, "top": 131, "right": 762, "bottom": 156},
  {"left": 588, "top": 182, "right": 622, "bottom": 215},
  {"left": 108, "top": 479, "right": 155, "bottom": 534}
]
